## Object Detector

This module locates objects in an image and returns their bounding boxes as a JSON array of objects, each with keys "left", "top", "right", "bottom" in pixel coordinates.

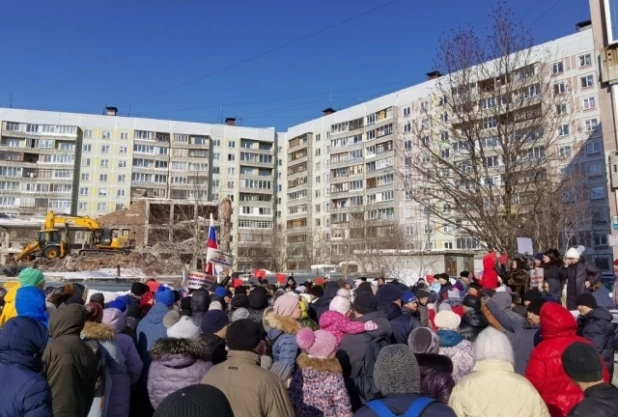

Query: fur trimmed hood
[
  {"left": 415, "top": 352, "right": 453, "bottom": 374},
  {"left": 264, "top": 314, "right": 301, "bottom": 334},
  {"left": 296, "top": 352, "right": 342, "bottom": 374},
  {"left": 81, "top": 321, "right": 116, "bottom": 342},
  {"left": 150, "top": 337, "right": 210, "bottom": 362}
]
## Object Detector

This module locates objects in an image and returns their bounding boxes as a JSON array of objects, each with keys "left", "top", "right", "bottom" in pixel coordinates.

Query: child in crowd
[{"left": 319, "top": 295, "right": 378, "bottom": 346}]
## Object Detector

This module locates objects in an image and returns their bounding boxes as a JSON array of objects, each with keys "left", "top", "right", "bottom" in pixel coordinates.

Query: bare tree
[{"left": 402, "top": 5, "right": 573, "bottom": 256}]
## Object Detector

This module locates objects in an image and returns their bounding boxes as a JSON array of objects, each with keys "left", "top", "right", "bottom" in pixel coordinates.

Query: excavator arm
[{"left": 44, "top": 211, "right": 102, "bottom": 231}]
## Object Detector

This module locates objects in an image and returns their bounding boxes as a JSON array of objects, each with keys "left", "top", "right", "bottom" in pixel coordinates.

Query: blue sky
[{"left": 0, "top": 0, "right": 588, "bottom": 130}]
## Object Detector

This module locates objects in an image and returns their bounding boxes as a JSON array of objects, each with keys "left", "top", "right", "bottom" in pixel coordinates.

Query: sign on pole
[{"left": 206, "top": 248, "right": 234, "bottom": 269}]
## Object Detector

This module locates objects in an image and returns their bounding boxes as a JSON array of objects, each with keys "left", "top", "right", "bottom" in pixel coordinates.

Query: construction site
[{"left": 0, "top": 197, "right": 232, "bottom": 278}]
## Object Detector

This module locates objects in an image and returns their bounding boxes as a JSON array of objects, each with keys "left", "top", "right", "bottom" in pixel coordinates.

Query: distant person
[
  {"left": 0, "top": 267, "right": 45, "bottom": 326},
  {"left": 563, "top": 248, "right": 601, "bottom": 310},
  {"left": 575, "top": 293, "right": 615, "bottom": 375}
]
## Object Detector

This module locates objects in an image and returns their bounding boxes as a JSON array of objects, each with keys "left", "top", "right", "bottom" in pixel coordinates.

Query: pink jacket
[{"left": 319, "top": 311, "right": 365, "bottom": 346}]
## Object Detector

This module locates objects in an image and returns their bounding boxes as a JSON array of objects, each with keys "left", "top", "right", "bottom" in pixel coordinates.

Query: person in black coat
[
  {"left": 458, "top": 295, "right": 489, "bottom": 342},
  {"left": 377, "top": 284, "right": 417, "bottom": 344},
  {"left": 542, "top": 250, "right": 563, "bottom": 301},
  {"left": 563, "top": 248, "right": 602, "bottom": 310},
  {"left": 575, "top": 293, "right": 615, "bottom": 375},
  {"left": 562, "top": 342, "right": 618, "bottom": 417}
]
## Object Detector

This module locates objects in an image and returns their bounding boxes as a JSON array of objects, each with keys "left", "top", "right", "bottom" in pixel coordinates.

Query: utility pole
[{"left": 8, "top": 93, "right": 13, "bottom": 108}]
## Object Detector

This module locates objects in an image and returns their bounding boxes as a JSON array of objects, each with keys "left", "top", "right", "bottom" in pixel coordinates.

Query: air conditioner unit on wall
[{"left": 608, "top": 152, "right": 618, "bottom": 189}]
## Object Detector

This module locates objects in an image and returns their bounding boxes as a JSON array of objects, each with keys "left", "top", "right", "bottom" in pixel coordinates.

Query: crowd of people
[{"left": 0, "top": 246, "right": 617, "bottom": 417}]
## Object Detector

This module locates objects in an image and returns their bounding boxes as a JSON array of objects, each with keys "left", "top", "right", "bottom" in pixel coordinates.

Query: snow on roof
[{"left": 0, "top": 217, "right": 45, "bottom": 228}]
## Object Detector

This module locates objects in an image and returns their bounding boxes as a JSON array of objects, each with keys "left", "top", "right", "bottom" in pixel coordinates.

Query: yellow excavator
[{"left": 15, "top": 211, "right": 132, "bottom": 261}]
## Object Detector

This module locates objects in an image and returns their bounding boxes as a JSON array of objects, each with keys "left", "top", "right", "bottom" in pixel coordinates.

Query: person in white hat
[{"left": 563, "top": 247, "right": 601, "bottom": 311}]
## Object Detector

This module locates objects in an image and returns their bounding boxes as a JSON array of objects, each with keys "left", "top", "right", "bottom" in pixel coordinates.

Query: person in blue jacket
[
  {"left": 0, "top": 316, "right": 53, "bottom": 417},
  {"left": 377, "top": 284, "right": 418, "bottom": 344}
]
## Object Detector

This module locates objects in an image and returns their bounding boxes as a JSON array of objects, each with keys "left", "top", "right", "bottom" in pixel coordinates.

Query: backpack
[
  {"left": 367, "top": 397, "right": 436, "bottom": 417},
  {"left": 354, "top": 335, "right": 390, "bottom": 402}
]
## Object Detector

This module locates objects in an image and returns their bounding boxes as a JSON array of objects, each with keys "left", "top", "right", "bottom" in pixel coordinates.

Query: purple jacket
[
  {"left": 147, "top": 337, "right": 213, "bottom": 409},
  {"left": 102, "top": 308, "right": 143, "bottom": 417}
]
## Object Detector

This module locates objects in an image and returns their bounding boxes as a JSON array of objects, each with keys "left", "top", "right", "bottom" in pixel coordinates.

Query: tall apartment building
[{"left": 0, "top": 108, "right": 277, "bottom": 267}]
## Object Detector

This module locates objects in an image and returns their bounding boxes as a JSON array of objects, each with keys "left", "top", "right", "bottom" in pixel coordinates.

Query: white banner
[
  {"left": 187, "top": 271, "right": 216, "bottom": 290},
  {"left": 206, "top": 248, "right": 234, "bottom": 269}
]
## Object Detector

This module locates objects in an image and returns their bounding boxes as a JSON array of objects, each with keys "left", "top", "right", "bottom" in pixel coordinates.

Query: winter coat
[
  {"left": 507, "top": 269, "right": 529, "bottom": 296},
  {"left": 439, "top": 283, "right": 454, "bottom": 301},
  {"left": 577, "top": 307, "right": 615, "bottom": 375},
  {"left": 544, "top": 263, "right": 563, "bottom": 300},
  {"left": 525, "top": 302, "right": 609, "bottom": 417},
  {"left": 337, "top": 311, "right": 393, "bottom": 381},
  {"left": 320, "top": 310, "right": 366, "bottom": 346},
  {"left": 591, "top": 285, "right": 615, "bottom": 309},
  {"left": 0, "top": 284, "right": 19, "bottom": 327},
  {"left": 201, "top": 332, "right": 228, "bottom": 365},
  {"left": 147, "top": 337, "right": 213, "bottom": 409},
  {"left": 482, "top": 252, "right": 499, "bottom": 290},
  {"left": 101, "top": 309, "right": 143, "bottom": 417},
  {"left": 0, "top": 316, "right": 53, "bottom": 417},
  {"left": 449, "top": 359, "right": 550, "bottom": 417},
  {"left": 289, "top": 353, "right": 353, "bottom": 417},
  {"left": 266, "top": 314, "right": 301, "bottom": 375},
  {"left": 354, "top": 394, "right": 457, "bottom": 417},
  {"left": 418, "top": 303, "right": 430, "bottom": 327},
  {"left": 202, "top": 350, "right": 295, "bottom": 417},
  {"left": 415, "top": 353, "right": 455, "bottom": 404},
  {"left": 485, "top": 295, "right": 538, "bottom": 375},
  {"left": 248, "top": 307, "right": 266, "bottom": 326},
  {"left": 315, "top": 284, "right": 340, "bottom": 320},
  {"left": 437, "top": 330, "right": 474, "bottom": 382},
  {"left": 565, "top": 260, "right": 601, "bottom": 310},
  {"left": 568, "top": 383, "right": 618, "bottom": 417},
  {"left": 81, "top": 321, "right": 127, "bottom": 417},
  {"left": 458, "top": 309, "right": 489, "bottom": 342},
  {"left": 43, "top": 305, "right": 98, "bottom": 417},
  {"left": 136, "top": 303, "right": 170, "bottom": 368},
  {"left": 378, "top": 302, "right": 418, "bottom": 344}
]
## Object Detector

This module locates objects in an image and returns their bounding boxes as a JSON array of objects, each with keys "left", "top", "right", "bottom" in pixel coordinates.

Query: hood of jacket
[
  {"left": 355, "top": 310, "right": 392, "bottom": 339},
  {"left": 0, "top": 316, "right": 47, "bottom": 372},
  {"left": 437, "top": 329, "right": 463, "bottom": 347},
  {"left": 150, "top": 337, "right": 210, "bottom": 368},
  {"left": 415, "top": 353, "right": 453, "bottom": 374},
  {"left": 492, "top": 292, "right": 512, "bottom": 311},
  {"left": 264, "top": 313, "right": 301, "bottom": 335},
  {"left": 461, "top": 309, "right": 489, "bottom": 329},
  {"left": 248, "top": 287, "right": 269, "bottom": 310},
  {"left": 102, "top": 307, "right": 125, "bottom": 332},
  {"left": 81, "top": 321, "right": 116, "bottom": 342},
  {"left": 146, "top": 302, "right": 170, "bottom": 325},
  {"left": 49, "top": 304, "right": 86, "bottom": 339},
  {"left": 296, "top": 352, "right": 342, "bottom": 373},
  {"left": 483, "top": 252, "right": 497, "bottom": 267},
  {"left": 378, "top": 301, "right": 403, "bottom": 321},
  {"left": 540, "top": 302, "right": 577, "bottom": 339},
  {"left": 473, "top": 358, "right": 515, "bottom": 373},
  {"left": 190, "top": 290, "right": 210, "bottom": 314}
]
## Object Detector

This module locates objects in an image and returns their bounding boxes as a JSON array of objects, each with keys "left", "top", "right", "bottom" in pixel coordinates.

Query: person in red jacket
[
  {"left": 481, "top": 252, "right": 499, "bottom": 290},
  {"left": 525, "top": 302, "right": 609, "bottom": 417}
]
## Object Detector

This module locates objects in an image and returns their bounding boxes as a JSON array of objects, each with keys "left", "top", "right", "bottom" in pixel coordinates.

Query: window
[
  {"left": 102, "top": 131, "right": 111, "bottom": 139},
  {"left": 83, "top": 144, "right": 92, "bottom": 152},
  {"left": 315, "top": 219, "right": 321, "bottom": 227},
  {"left": 227, "top": 181, "right": 234, "bottom": 188},
  {"left": 590, "top": 186, "right": 605, "bottom": 200},
  {"left": 315, "top": 148, "right": 321, "bottom": 156},
  {"left": 119, "top": 146, "right": 128, "bottom": 154},
  {"left": 117, "top": 189, "right": 126, "bottom": 197},
  {"left": 100, "top": 160, "right": 109, "bottom": 168},
  {"left": 118, "top": 160, "right": 127, "bottom": 168},
  {"left": 594, "top": 234, "right": 608, "bottom": 247},
  {"left": 527, "top": 146, "right": 545, "bottom": 160},
  {"left": 555, "top": 103, "right": 567, "bottom": 115},
  {"left": 315, "top": 175, "right": 321, "bottom": 183},
  {"left": 78, "top": 202, "right": 88, "bottom": 211},
  {"left": 316, "top": 134, "right": 321, "bottom": 142},
  {"left": 552, "top": 61, "right": 564, "bottom": 74},
  {"left": 585, "top": 118, "right": 599, "bottom": 132},
  {"left": 117, "top": 174, "right": 126, "bottom": 182},
  {"left": 403, "top": 107, "right": 411, "bottom": 116},
  {"left": 98, "top": 188, "right": 108, "bottom": 197},
  {"left": 84, "top": 130, "right": 93, "bottom": 138},
  {"left": 227, "top": 154, "right": 235, "bottom": 161},
  {"left": 586, "top": 141, "right": 601, "bottom": 155},
  {"left": 120, "top": 132, "right": 128, "bottom": 140},
  {"left": 554, "top": 82, "right": 566, "bottom": 95},
  {"left": 583, "top": 96, "right": 596, "bottom": 110},
  {"left": 587, "top": 162, "right": 604, "bottom": 178},
  {"left": 440, "top": 131, "right": 449, "bottom": 141},
  {"left": 79, "top": 187, "right": 88, "bottom": 196},
  {"left": 81, "top": 173, "right": 90, "bottom": 181},
  {"left": 444, "top": 241, "right": 453, "bottom": 249},
  {"left": 558, "top": 124, "right": 570, "bottom": 136},
  {"left": 581, "top": 75, "right": 595, "bottom": 88},
  {"left": 579, "top": 54, "right": 592, "bottom": 67},
  {"left": 82, "top": 158, "right": 91, "bottom": 167},
  {"left": 558, "top": 145, "right": 572, "bottom": 158},
  {"left": 482, "top": 116, "right": 497, "bottom": 129},
  {"left": 101, "top": 145, "right": 110, "bottom": 153},
  {"left": 97, "top": 203, "right": 107, "bottom": 211},
  {"left": 228, "top": 140, "right": 235, "bottom": 148},
  {"left": 99, "top": 174, "right": 108, "bottom": 182}
]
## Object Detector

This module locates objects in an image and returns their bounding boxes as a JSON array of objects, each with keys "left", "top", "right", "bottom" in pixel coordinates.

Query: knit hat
[
  {"left": 248, "top": 286, "right": 270, "bottom": 309},
  {"left": 89, "top": 293, "right": 105, "bottom": 307},
  {"left": 434, "top": 310, "right": 461, "bottom": 330},
  {"left": 524, "top": 289, "right": 544, "bottom": 303},
  {"left": 209, "top": 301, "right": 223, "bottom": 311},
  {"left": 565, "top": 247, "right": 580, "bottom": 260},
  {"left": 576, "top": 293, "right": 597, "bottom": 309},
  {"left": 402, "top": 291, "right": 417, "bottom": 305},
  {"left": 107, "top": 295, "right": 131, "bottom": 312},
  {"left": 18, "top": 268, "right": 45, "bottom": 287},
  {"left": 374, "top": 345, "right": 421, "bottom": 395},
  {"left": 416, "top": 289, "right": 430, "bottom": 299},
  {"left": 475, "top": 327, "right": 514, "bottom": 365},
  {"left": 230, "top": 293, "right": 249, "bottom": 310},
  {"left": 297, "top": 328, "right": 338, "bottom": 359},
  {"left": 353, "top": 292, "right": 378, "bottom": 315},
  {"left": 15, "top": 286, "right": 49, "bottom": 325},
  {"left": 337, "top": 288, "right": 351, "bottom": 299},
  {"left": 167, "top": 316, "right": 201, "bottom": 339},
  {"left": 131, "top": 282, "right": 149, "bottom": 297},
  {"left": 85, "top": 302, "right": 103, "bottom": 323},
  {"left": 562, "top": 342, "right": 604, "bottom": 382},
  {"left": 214, "top": 287, "right": 227, "bottom": 299},
  {"left": 180, "top": 297, "right": 193, "bottom": 317},
  {"left": 407, "top": 327, "right": 440, "bottom": 354},
  {"left": 377, "top": 284, "right": 403, "bottom": 304},
  {"left": 201, "top": 310, "right": 229, "bottom": 334},
  {"left": 163, "top": 310, "right": 181, "bottom": 329},
  {"left": 226, "top": 319, "right": 262, "bottom": 351},
  {"left": 231, "top": 307, "right": 250, "bottom": 322},
  {"left": 154, "top": 384, "right": 234, "bottom": 417},
  {"left": 356, "top": 282, "right": 374, "bottom": 295},
  {"left": 309, "top": 286, "right": 324, "bottom": 298},
  {"left": 329, "top": 295, "right": 351, "bottom": 315},
  {"left": 155, "top": 287, "right": 175, "bottom": 307},
  {"left": 66, "top": 295, "right": 85, "bottom": 305},
  {"left": 462, "top": 294, "right": 480, "bottom": 309},
  {"left": 438, "top": 301, "right": 453, "bottom": 312},
  {"left": 526, "top": 299, "right": 547, "bottom": 316},
  {"left": 273, "top": 293, "right": 300, "bottom": 317}
]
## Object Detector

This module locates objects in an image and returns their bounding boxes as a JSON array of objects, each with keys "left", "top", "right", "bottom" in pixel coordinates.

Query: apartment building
[{"left": 0, "top": 108, "right": 277, "bottom": 266}]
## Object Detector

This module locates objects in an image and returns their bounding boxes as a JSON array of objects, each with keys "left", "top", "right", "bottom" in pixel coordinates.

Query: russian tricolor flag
[{"left": 205, "top": 216, "right": 217, "bottom": 274}]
